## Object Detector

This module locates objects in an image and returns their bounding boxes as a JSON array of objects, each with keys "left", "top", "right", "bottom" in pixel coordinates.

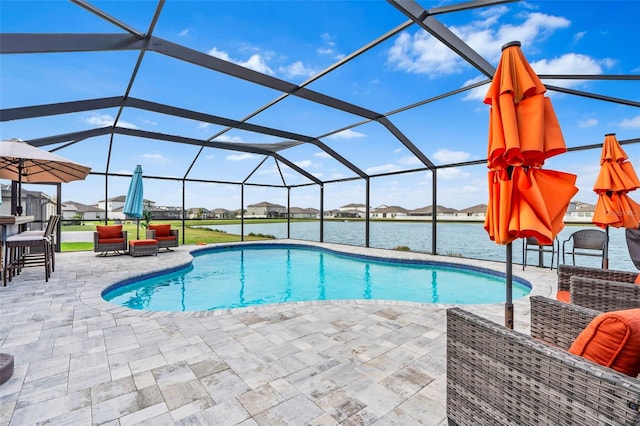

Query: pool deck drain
[{"left": 0, "top": 240, "right": 556, "bottom": 425}]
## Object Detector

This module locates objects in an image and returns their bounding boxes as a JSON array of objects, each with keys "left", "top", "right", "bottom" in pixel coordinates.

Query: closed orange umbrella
[
  {"left": 593, "top": 133, "right": 640, "bottom": 267},
  {"left": 483, "top": 41, "right": 578, "bottom": 328}
]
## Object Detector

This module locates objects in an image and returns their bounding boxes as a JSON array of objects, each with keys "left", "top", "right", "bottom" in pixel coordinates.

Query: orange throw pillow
[
  {"left": 149, "top": 224, "right": 171, "bottom": 237},
  {"left": 569, "top": 308, "right": 640, "bottom": 377},
  {"left": 556, "top": 290, "right": 570, "bottom": 303},
  {"left": 635, "top": 273, "right": 640, "bottom": 284},
  {"left": 97, "top": 225, "right": 122, "bottom": 239}
]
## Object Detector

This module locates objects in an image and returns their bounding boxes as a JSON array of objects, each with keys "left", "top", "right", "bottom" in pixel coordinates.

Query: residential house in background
[
  {"left": 246, "top": 202, "right": 287, "bottom": 218},
  {"left": 371, "top": 205, "right": 409, "bottom": 219},
  {"left": 289, "top": 207, "right": 320, "bottom": 219},
  {"left": 409, "top": 205, "right": 458, "bottom": 217},
  {"left": 455, "top": 204, "right": 488, "bottom": 218},
  {"left": 62, "top": 201, "right": 104, "bottom": 221},
  {"left": 211, "top": 208, "right": 235, "bottom": 219},
  {"left": 336, "top": 203, "right": 368, "bottom": 218},
  {"left": 566, "top": 201, "right": 595, "bottom": 220},
  {"left": 187, "top": 207, "right": 213, "bottom": 219}
]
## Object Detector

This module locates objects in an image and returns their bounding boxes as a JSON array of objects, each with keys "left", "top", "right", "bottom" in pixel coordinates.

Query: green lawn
[{"left": 59, "top": 219, "right": 289, "bottom": 252}]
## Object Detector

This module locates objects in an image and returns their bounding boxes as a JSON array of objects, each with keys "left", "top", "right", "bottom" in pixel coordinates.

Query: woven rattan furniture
[
  {"left": 93, "top": 227, "right": 127, "bottom": 256},
  {"left": 447, "top": 296, "right": 640, "bottom": 426},
  {"left": 145, "top": 227, "right": 178, "bottom": 251},
  {"left": 129, "top": 239, "right": 158, "bottom": 257},
  {"left": 20, "top": 214, "right": 60, "bottom": 273},
  {"left": 562, "top": 229, "right": 608, "bottom": 268},
  {"left": 557, "top": 264, "right": 640, "bottom": 311}
]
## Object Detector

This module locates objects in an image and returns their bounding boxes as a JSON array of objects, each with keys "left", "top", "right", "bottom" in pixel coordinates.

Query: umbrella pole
[
  {"left": 505, "top": 243, "right": 514, "bottom": 329},
  {"left": 136, "top": 218, "right": 140, "bottom": 240},
  {"left": 603, "top": 225, "right": 609, "bottom": 269}
]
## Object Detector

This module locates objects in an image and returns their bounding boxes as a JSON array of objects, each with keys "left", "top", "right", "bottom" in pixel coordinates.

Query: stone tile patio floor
[{"left": 0, "top": 240, "right": 556, "bottom": 425}]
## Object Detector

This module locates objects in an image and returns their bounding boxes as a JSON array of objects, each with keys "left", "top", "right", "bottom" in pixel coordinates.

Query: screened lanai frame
[{"left": 1, "top": 0, "right": 639, "bottom": 253}]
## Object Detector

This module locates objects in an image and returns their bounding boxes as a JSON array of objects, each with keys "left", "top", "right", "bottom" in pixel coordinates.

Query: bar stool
[{"left": 2, "top": 215, "right": 59, "bottom": 286}]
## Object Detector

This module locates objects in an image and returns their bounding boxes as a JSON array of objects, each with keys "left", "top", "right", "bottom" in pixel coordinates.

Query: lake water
[{"left": 202, "top": 221, "right": 637, "bottom": 272}]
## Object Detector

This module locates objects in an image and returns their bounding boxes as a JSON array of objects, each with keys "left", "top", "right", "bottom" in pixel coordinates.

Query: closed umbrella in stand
[
  {"left": 484, "top": 41, "right": 578, "bottom": 328},
  {"left": 592, "top": 133, "right": 640, "bottom": 268},
  {"left": 123, "top": 165, "right": 144, "bottom": 239}
]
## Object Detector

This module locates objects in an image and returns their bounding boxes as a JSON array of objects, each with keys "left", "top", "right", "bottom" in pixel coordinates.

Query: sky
[{"left": 1, "top": 0, "right": 639, "bottom": 212}]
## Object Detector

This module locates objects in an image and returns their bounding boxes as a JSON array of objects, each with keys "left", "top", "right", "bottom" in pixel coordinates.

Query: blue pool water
[{"left": 102, "top": 244, "right": 531, "bottom": 312}]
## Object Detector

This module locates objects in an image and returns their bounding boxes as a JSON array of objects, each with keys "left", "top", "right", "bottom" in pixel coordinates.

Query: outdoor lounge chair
[
  {"left": 93, "top": 225, "right": 127, "bottom": 256},
  {"left": 557, "top": 264, "right": 640, "bottom": 311},
  {"left": 145, "top": 224, "right": 178, "bottom": 251},
  {"left": 561, "top": 229, "right": 608, "bottom": 268},
  {"left": 447, "top": 296, "right": 640, "bottom": 425}
]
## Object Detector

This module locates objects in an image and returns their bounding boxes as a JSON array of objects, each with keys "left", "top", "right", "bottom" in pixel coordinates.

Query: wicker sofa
[
  {"left": 447, "top": 296, "right": 640, "bottom": 425},
  {"left": 558, "top": 264, "right": 640, "bottom": 311}
]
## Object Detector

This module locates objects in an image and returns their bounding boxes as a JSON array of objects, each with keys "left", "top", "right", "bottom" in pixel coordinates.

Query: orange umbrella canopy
[
  {"left": 593, "top": 133, "right": 640, "bottom": 228},
  {"left": 483, "top": 41, "right": 577, "bottom": 245}
]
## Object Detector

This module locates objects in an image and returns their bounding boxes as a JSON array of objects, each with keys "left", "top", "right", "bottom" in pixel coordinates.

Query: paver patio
[{"left": 0, "top": 240, "right": 556, "bottom": 425}]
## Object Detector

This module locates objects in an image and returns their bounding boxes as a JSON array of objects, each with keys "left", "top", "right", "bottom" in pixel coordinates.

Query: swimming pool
[{"left": 102, "top": 243, "right": 531, "bottom": 311}]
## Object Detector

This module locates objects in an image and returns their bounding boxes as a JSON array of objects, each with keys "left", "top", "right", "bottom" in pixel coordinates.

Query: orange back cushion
[
  {"left": 149, "top": 224, "right": 171, "bottom": 237},
  {"left": 635, "top": 273, "right": 640, "bottom": 284},
  {"left": 569, "top": 308, "right": 640, "bottom": 377},
  {"left": 97, "top": 225, "right": 123, "bottom": 239}
]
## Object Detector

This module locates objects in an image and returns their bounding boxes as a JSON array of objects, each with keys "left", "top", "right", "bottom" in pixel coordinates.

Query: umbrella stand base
[{"left": 505, "top": 303, "right": 514, "bottom": 329}]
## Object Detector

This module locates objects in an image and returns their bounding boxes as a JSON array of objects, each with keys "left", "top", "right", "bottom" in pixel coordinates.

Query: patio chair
[
  {"left": 522, "top": 236, "right": 557, "bottom": 270},
  {"left": 561, "top": 229, "right": 608, "bottom": 268},
  {"left": 20, "top": 214, "right": 60, "bottom": 272},
  {"left": 145, "top": 224, "right": 178, "bottom": 251},
  {"left": 93, "top": 225, "right": 127, "bottom": 256},
  {"left": 447, "top": 296, "right": 640, "bottom": 425},
  {"left": 556, "top": 264, "right": 640, "bottom": 310}
]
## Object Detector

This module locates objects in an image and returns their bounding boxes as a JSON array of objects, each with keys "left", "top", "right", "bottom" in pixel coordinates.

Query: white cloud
[
  {"left": 294, "top": 159, "right": 313, "bottom": 168},
  {"left": 462, "top": 76, "right": 491, "bottom": 101},
  {"left": 328, "top": 129, "right": 366, "bottom": 140},
  {"left": 365, "top": 163, "right": 401, "bottom": 174},
  {"left": 314, "top": 151, "right": 332, "bottom": 159},
  {"left": 208, "top": 47, "right": 274, "bottom": 75},
  {"left": 198, "top": 122, "right": 210, "bottom": 129},
  {"left": 226, "top": 153, "right": 256, "bottom": 161},
  {"left": 432, "top": 148, "right": 472, "bottom": 163},
  {"left": 398, "top": 156, "right": 422, "bottom": 166},
  {"left": 578, "top": 118, "right": 598, "bottom": 128},
  {"left": 214, "top": 134, "right": 243, "bottom": 143},
  {"left": 573, "top": 31, "right": 586, "bottom": 43},
  {"left": 534, "top": 53, "right": 613, "bottom": 87},
  {"left": 438, "top": 167, "right": 471, "bottom": 179},
  {"left": 619, "top": 115, "right": 640, "bottom": 129},
  {"left": 85, "top": 113, "right": 137, "bottom": 129},
  {"left": 141, "top": 153, "right": 168, "bottom": 165},
  {"left": 179, "top": 29, "right": 189, "bottom": 37},
  {"left": 387, "top": 10, "right": 571, "bottom": 77},
  {"left": 279, "top": 61, "right": 317, "bottom": 78}
]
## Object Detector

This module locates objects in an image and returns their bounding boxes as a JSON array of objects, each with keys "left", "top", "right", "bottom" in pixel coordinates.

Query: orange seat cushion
[
  {"left": 569, "top": 308, "right": 640, "bottom": 377},
  {"left": 556, "top": 290, "right": 570, "bottom": 303},
  {"left": 129, "top": 239, "right": 157, "bottom": 247},
  {"left": 97, "top": 225, "right": 123, "bottom": 239},
  {"left": 98, "top": 237, "right": 125, "bottom": 244},
  {"left": 148, "top": 224, "right": 171, "bottom": 237},
  {"left": 155, "top": 236, "right": 176, "bottom": 242}
]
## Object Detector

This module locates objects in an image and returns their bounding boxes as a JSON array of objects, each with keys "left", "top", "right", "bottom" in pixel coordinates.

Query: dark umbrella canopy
[
  {"left": 483, "top": 41, "right": 578, "bottom": 328},
  {"left": 123, "top": 165, "right": 144, "bottom": 238}
]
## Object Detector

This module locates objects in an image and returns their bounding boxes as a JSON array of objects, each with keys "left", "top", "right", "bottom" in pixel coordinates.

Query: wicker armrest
[
  {"left": 446, "top": 306, "right": 640, "bottom": 426},
  {"left": 570, "top": 276, "right": 640, "bottom": 312},
  {"left": 145, "top": 229, "right": 156, "bottom": 239},
  {"left": 557, "top": 264, "right": 638, "bottom": 292},
  {"left": 529, "top": 295, "right": 599, "bottom": 349}
]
